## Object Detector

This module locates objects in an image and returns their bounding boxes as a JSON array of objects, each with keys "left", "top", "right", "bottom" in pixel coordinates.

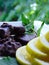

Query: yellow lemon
[
  {"left": 26, "top": 38, "right": 49, "bottom": 62},
  {"left": 34, "top": 58, "right": 49, "bottom": 65},
  {"left": 35, "top": 36, "right": 49, "bottom": 55},
  {"left": 16, "top": 46, "right": 42, "bottom": 65},
  {"left": 44, "top": 31, "right": 49, "bottom": 42}
]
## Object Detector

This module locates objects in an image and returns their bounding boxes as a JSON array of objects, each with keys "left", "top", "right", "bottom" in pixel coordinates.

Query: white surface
[
  {"left": 34, "top": 21, "right": 49, "bottom": 36},
  {"left": 0, "top": 21, "right": 22, "bottom": 27}
]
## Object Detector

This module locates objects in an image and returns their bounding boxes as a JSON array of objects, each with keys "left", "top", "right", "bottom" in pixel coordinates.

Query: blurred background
[{"left": 0, "top": 0, "right": 49, "bottom": 24}]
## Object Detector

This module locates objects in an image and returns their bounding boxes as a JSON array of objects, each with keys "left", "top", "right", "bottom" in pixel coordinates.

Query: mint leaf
[
  {"left": 37, "top": 22, "right": 44, "bottom": 36},
  {"left": 21, "top": 14, "right": 30, "bottom": 25}
]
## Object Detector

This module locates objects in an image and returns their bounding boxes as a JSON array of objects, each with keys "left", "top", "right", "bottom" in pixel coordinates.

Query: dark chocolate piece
[
  {"left": 17, "top": 33, "right": 37, "bottom": 45},
  {"left": 9, "top": 22, "right": 25, "bottom": 36},
  {"left": 13, "top": 26, "right": 25, "bottom": 35},
  {"left": 0, "top": 37, "right": 9, "bottom": 43},
  {"left": 0, "top": 36, "right": 22, "bottom": 57},
  {"left": 1, "top": 23, "right": 11, "bottom": 28},
  {"left": 0, "top": 43, "right": 5, "bottom": 56},
  {"left": 0, "top": 28, "right": 5, "bottom": 38},
  {"left": 4, "top": 39, "right": 22, "bottom": 57},
  {"left": 1, "top": 22, "right": 25, "bottom": 36},
  {"left": 10, "top": 26, "right": 25, "bottom": 36},
  {"left": 0, "top": 27, "right": 10, "bottom": 38}
]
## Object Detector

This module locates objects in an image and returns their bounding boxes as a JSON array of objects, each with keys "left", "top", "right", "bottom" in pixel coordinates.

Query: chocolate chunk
[
  {"left": 1, "top": 23, "right": 11, "bottom": 28},
  {"left": 10, "top": 26, "right": 25, "bottom": 36},
  {"left": 0, "top": 36, "right": 22, "bottom": 57},
  {"left": 1, "top": 22, "right": 25, "bottom": 36},
  {"left": 0, "top": 37, "right": 9, "bottom": 43},
  {"left": 1, "top": 23, "right": 12, "bottom": 36},
  {"left": 0, "top": 27, "right": 10, "bottom": 38},
  {"left": 4, "top": 39, "right": 22, "bottom": 57},
  {"left": 17, "top": 33, "right": 37, "bottom": 45},
  {"left": 0, "top": 44, "right": 5, "bottom": 56},
  {"left": 0, "top": 28, "right": 5, "bottom": 38},
  {"left": 9, "top": 22, "right": 25, "bottom": 36},
  {"left": 13, "top": 26, "right": 25, "bottom": 35}
]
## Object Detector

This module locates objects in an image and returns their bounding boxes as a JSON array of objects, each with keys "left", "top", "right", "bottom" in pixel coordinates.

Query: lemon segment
[
  {"left": 44, "top": 31, "right": 49, "bottom": 42},
  {"left": 35, "top": 36, "right": 49, "bottom": 54},
  {"left": 26, "top": 38, "right": 49, "bottom": 62},
  {"left": 35, "top": 59, "right": 49, "bottom": 65}
]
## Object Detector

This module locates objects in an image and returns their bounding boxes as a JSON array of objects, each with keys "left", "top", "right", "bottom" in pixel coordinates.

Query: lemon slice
[
  {"left": 35, "top": 59, "right": 49, "bottom": 65},
  {"left": 16, "top": 46, "right": 49, "bottom": 65},
  {"left": 16, "top": 46, "right": 32, "bottom": 65},
  {"left": 35, "top": 36, "right": 49, "bottom": 54},
  {"left": 44, "top": 31, "right": 49, "bottom": 42},
  {"left": 26, "top": 38, "right": 49, "bottom": 62},
  {"left": 16, "top": 46, "right": 42, "bottom": 65},
  {"left": 16, "top": 46, "right": 31, "bottom": 65}
]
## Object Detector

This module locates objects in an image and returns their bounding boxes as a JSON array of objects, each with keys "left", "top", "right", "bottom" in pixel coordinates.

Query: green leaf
[
  {"left": 0, "top": 57, "right": 18, "bottom": 65},
  {"left": 25, "top": 21, "right": 34, "bottom": 34},
  {"left": 37, "top": 22, "right": 44, "bottom": 36},
  {"left": 21, "top": 14, "right": 30, "bottom": 25}
]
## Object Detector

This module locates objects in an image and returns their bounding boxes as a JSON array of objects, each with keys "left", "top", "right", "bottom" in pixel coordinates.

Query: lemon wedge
[{"left": 26, "top": 38, "right": 49, "bottom": 62}]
